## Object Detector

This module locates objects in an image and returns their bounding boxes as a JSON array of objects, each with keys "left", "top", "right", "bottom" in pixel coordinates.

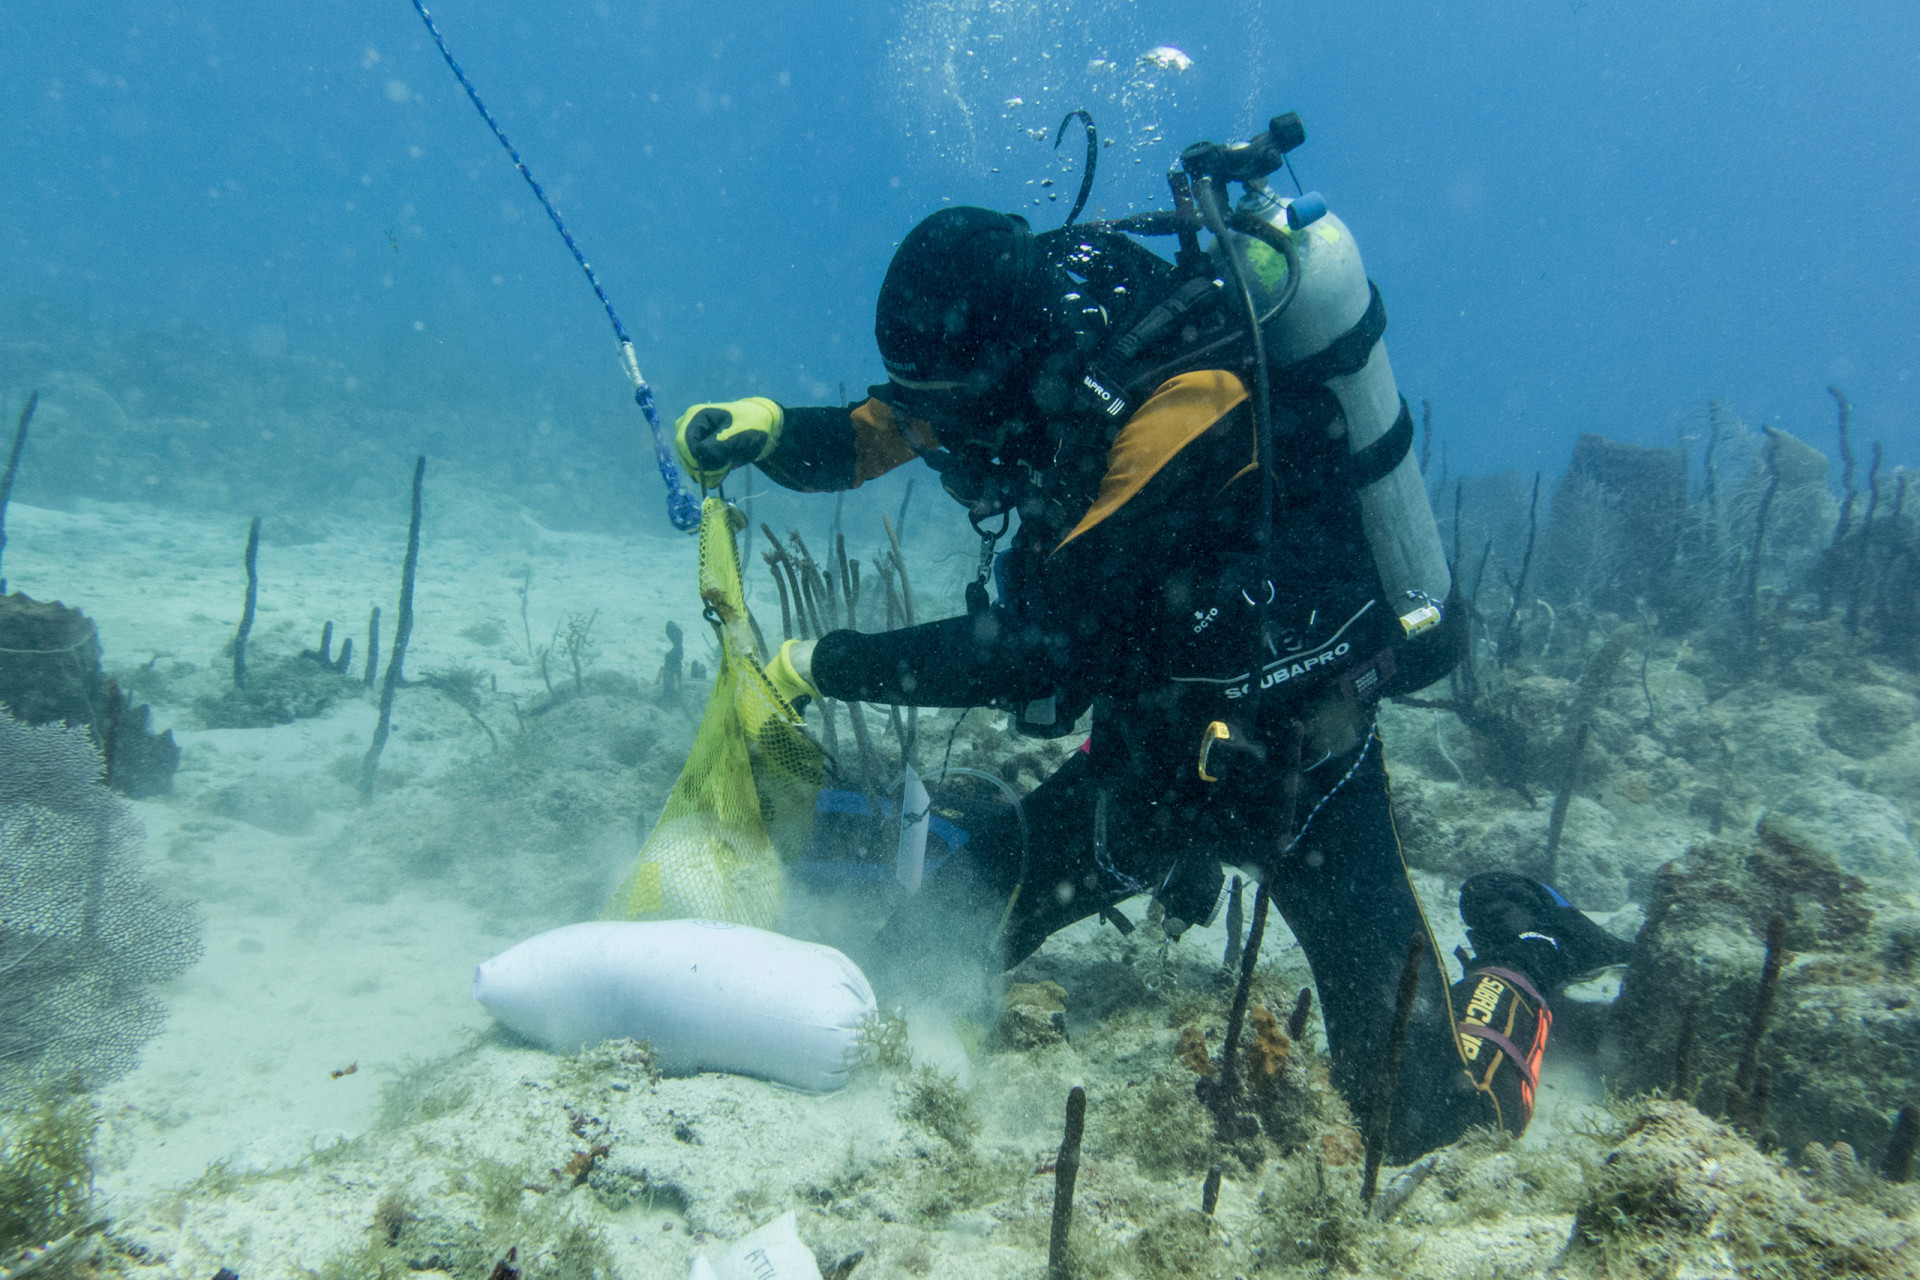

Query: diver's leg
[
  {"left": 1266, "top": 733, "right": 1500, "bottom": 1161},
  {"left": 858, "top": 748, "right": 1150, "bottom": 999},
  {"left": 1449, "top": 870, "right": 1633, "bottom": 1124},
  {"left": 987, "top": 751, "right": 1220, "bottom": 964}
]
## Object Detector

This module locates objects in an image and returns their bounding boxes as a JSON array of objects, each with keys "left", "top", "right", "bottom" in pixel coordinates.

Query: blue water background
[{"left": 4, "top": 0, "right": 1916, "bottom": 532}]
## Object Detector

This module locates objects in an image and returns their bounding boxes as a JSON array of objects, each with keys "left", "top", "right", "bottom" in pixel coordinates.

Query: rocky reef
[{"left": 1610, "top": 819, "right": 1920, "bottom": 1165}]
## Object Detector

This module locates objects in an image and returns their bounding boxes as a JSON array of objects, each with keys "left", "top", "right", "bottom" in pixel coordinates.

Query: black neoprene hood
[{"left": 874, "top": 206, "right": 1047, "bottom": 385}]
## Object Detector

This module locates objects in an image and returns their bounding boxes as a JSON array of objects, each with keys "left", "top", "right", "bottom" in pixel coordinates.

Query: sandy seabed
[{"left": 5, "top": 488, "right": 1917, "bottom": 1280}]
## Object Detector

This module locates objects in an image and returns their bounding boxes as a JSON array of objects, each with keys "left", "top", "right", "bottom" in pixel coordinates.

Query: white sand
[{"left": 5, "top": 493, "right": 698, "bottom": 1189}]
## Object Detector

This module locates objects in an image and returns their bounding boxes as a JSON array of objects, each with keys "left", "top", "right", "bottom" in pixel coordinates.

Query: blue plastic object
[
  {"left": 814, "top": 788, "right": 971, "bottom": 852},
  {"left": 1287, "top": 191, "right": 1329, "bottom": 231},
  {"left": 793, "top": 788, "right": 967, "bottom": 890}
]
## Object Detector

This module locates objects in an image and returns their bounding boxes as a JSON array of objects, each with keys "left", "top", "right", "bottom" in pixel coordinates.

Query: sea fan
[{"left": 0, "top": 714, "right": 200, "bottom": 1101}]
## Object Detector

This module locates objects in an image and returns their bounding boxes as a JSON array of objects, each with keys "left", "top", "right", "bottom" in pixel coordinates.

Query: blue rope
[{"left": 408, "top": 0, "right": 701, "bottom": 531}]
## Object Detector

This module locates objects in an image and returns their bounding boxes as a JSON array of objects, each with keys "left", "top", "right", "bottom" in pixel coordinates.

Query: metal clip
[{"left": 1197, "top": 720, "right": 1233, "bottom": 782}]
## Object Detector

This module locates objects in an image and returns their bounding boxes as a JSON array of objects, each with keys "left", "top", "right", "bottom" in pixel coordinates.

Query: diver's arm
[
  {"left": 756, "top": 397, "right": 939, "bottom": 493},
  {"left": 751, "top": 405, "right": 856, "bottom": 491},
  {"left": 810, "top": 375, "right": 1253, "bottom": 709},
  {"left": 808, "top": 612, "right": 1059, "bottom": 708}
]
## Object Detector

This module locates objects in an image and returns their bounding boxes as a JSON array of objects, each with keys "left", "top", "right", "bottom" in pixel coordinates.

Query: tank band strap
[
  {"left": 1456, "top": 1023, "right": 1538, "bottom": 1087},
  {"left": 1274, "top": 280, "right": 1387, "bottom": 391},
  {"left": 1475, "top": 964, "right": 1549, "bottom": 1009},
  {"left": 1345, "top": 398, "right": 1414, "bottom": 488}
]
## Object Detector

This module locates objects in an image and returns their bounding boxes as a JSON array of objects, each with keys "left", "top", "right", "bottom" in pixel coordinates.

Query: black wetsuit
[{"left": 758, "top": 371, "right": 1527, "bottom": 1160}]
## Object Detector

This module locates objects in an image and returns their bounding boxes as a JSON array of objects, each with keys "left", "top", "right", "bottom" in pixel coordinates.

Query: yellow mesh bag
[{"left": 607, "top": 498, "right": 824, "bottom": 927}]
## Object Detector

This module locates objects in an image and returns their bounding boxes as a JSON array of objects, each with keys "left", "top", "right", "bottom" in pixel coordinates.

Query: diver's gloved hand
[
  {"left": 674, "top": 397, "right": 784, "bottom": 486},
  {"left": 764, "top": 638, "right": 819, "bottom": 710}
]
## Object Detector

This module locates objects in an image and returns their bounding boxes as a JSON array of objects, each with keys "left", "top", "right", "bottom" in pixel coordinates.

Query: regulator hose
[
  {"left": 1228, "top": 208, "right": 1303, "bottom": 328},
  {"left": 1191, "top": 178, "right": 1277, "bottom": 695},
  {"left": 1191, "top": 179, "right": 1271, "bottom": 390},
  {"left": 1053, "top": 109, "right": 1099, "bottom": 228}
]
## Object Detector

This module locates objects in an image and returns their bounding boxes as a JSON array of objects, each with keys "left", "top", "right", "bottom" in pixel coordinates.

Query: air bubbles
[{"left": 890, "top": 3, "right": 1194, "bottom": 172}]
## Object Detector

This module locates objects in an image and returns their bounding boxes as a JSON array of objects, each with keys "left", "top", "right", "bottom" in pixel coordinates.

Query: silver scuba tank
[{"left": 1214, "top": 189, "right": 1452, "bottom": 636}]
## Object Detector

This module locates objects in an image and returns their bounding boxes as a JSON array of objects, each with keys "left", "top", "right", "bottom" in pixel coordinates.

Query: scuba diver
[{"left": 671, "top": 115, "right": 1631, "bottom": 1160}]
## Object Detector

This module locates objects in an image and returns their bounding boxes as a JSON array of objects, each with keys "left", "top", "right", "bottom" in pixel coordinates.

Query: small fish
[
  {"left": 1004, "top": 96, "right": 1024, "bottom": 108},
  {"left": 896, "top": 765, "right": 931, "bottom": 894},
  {"left": 1140, "top": 46, "right": 1193, "bottom": 72}
]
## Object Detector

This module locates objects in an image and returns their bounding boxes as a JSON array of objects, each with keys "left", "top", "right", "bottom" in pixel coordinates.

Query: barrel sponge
[{"left": 0, "top": 713, "right": 201, "bottom": 1101}]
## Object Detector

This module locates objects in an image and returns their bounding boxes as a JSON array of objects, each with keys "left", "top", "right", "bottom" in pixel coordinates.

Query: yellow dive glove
[
  {"left": 765, "top": 638, "right": 820, "bottom": 708},
  {"left": 673, "top": 396, "right": 784, "bottom": 486}
]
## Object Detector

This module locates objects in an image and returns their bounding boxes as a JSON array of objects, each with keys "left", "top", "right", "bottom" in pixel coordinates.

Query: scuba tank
[
  {"left": 1041, "top": 113, "right": 1450, "bottom": 641},
  {"left": 1215, "top": 189, "right": 1453, "bottom": 634}
]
